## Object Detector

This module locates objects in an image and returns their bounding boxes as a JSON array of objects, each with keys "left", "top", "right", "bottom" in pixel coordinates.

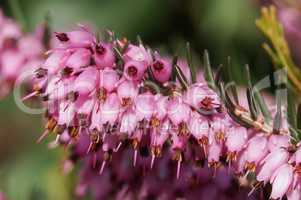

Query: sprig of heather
[
  {"left": 23, "top": 25, "right": 301, "bottom": 199},
  {"left": 0, "top": 10, "right": 50, "bottom": 99}
]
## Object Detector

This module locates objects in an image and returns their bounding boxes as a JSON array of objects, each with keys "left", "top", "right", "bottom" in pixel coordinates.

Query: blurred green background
[{"left": 0, "top": 0, "right": 273, "bottom": 199}]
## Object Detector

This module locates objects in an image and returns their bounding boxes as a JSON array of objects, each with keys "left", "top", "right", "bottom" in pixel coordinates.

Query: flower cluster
[
  {"left": 25, "top": 26, "right": 301, "bottom": 199},
  {"left": 0, "top": 10, "right": 47, "bottom": 98}
]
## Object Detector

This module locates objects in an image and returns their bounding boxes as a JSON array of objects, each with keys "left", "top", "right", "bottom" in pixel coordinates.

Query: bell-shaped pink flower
[
  {"left": 225, "top": 126, "right": 248, "bottom": 153},
  {"left": 55, "top": 29, "right": 94, "bottom": 48},
  {"left": 117, "top": 80, "right": 138, "bottom": 106},
  {"left": 167, "top": 97, "right": 191, "bottom": 125},
  {"left": 184, "top": 84, "right": 220, "bottom": 110},
  {"left": 99, "top": 67, "right": 120, "bottom": 93},
  {"left": 93, "top": 43, "right": 115, "bottom": 69},
  {"left": 135, "top": 92, "right": 156, "bottom": 121},
  {"left": 73, "top": 67, "right": 99, "bottom": 95},
  {"left": 188, "top": 112, "right": 209, "bottom": 141},
  {"left": 65, "top": 48, "right": 91, "bottom": 70},
  {"left": 151, "top": 57, "right": 172, "bottom": 83},
  {"left": 120, "top": 110, "right": 138, "bottom": 134},
  {"left": 270, "top": 164, "right": 294, "bottom": 199},
  {"left": 123, "top": 44, "right": 152, "bottom": 67},
  {"left": 18, "top": 35, "right": 44, "bottom": 58},
  {"left": 123, "top": 60, "right": 147, "bottom": 81},
  {"left": 268, "top": 134, "right": 290, "bottom": 152},
  {"left": 43, "top": 50, "right": 71, "bottom": 75},
  {"left": 245, "top": 134, "right": 268, "bottom": 165},
  {"left": 0, "top": 50, "right": 25, "bottom": 79},
  {"left": 257, "top": 148, "right": 290, "bottom": 183},
  {"left": 100, "top": 93, "right": 120, "bottom": 125},
  {"left": 208, "top": 137, "right": 222, "bottom": 166}
]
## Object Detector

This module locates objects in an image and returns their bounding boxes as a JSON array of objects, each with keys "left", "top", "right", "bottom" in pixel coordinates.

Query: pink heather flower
[
  {"left": 267, "top": 134, "right": 290, "bottom": 151},
  {"left": 257, "top": 148, "right": 290, "bottom": 183},
  {"left": 270, "top": 164, "right": 294, "bottom": 199},
  {"left": 151, "top": 56, "right": 172, "bottom": 83},
  {"left": 117, "top": 80, "right": 138, "bottom": 106},
  {"left": 123, "top": 60, "right": 147, "bottom": 81},
  {"left": 123, "top": 44, "right": 152, "bottom": 67},
  {"left": 65, "top": 48, "right": 91, "bottom": 70},
  {"left": 0, "top": 20, "right": 21, "bottom": 48},
  {"left": 0, "top": 50, "right": 25, "bottom": 79},
  {"left": 18, "top": 35, "right": 44, "bottom": 58},
  {"left": 90, "top": 103, "right": 102, "bottom": 132},
  {"left": 167, "top": 97, "right": 191, "bottom": 126},
  {"left": 43, "top": 50, "right": 71, "bottom": 75},
  {"left": 225, "top": 126, "right": 248, "bottom": 155},
  {"left": 99, "top": 67, "right": 120, "bottom": 93},
  {"left": 207, "top": 137, "right": 222, "bottom": 168},
  {"left": 184, "top": 84, "right": 220, "bottom": 111},
  {"left": 120, "top": 110, "right": 138, "bottom": 134},
  {"left": 73, "top": 67, "right": 99, "bottom": 95},
  {"left": 93, "top": 42, "right": 115, "bottom": 69},
  {"left": 135, "top": 92, "right": 156, "bottom": 121},
  {"left": 188, "top": 112, "right": 210, "bottom": 141},
  {"left": 245, "top": 134, "right": 268, "bottom": 167},
  {"left": 99, "top": 93, "right": 120, "bottom": 125},
  {"left": 55, "top": 29, "right": 94, "bottom": 48}
]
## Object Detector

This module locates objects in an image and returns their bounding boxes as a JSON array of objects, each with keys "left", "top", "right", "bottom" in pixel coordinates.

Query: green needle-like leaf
[
  {"left": 186, "top": 42, "right": 196, "bottom": 83},
  {"left": 203, "top": 50, "right": 216, "bottom": 90}
]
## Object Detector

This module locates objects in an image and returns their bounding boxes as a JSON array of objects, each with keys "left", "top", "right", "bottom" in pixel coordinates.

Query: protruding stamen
[
  {"left": 86, "top": 142, "right": 93, "bottom": 154},
  {"left": 133, "top": 149, "right": 138, "bottom": 167},
  {"left": 99, "top": 161, "right": 106, "bottom": 174},
  {"left": 177, "top": 156, "right": 182, "bottom": 179},
  {"left": 36, "top": 129, "right": 49, "bottom": 143},
  {"left": 150, "top": 154, "right": 155, "bottom": 169},
  {"left": 114, "top": 142, "right": 122, "bottom": 152},
  {"left": 22, "top": 91, "right": 38, "bottom": 101}
]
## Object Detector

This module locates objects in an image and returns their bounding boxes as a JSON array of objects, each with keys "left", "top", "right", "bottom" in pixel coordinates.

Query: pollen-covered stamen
[
  {"left": 199, "top": 96, "right": 216, "bottom": 110},
  {"left": 150, "top": 117, "right": 160, "bottom": 128},
  {"left": 127, "top": 66, "right": 138, "bottom": 77},
  {"left": 22, "top": 83, "right": 44, "bottom": 101},
  {"left": 68, "top": 126, "right": 79, "bottom": 139},
  {"left": 227, "top": 151, "right": 238, "bottom": 163},
  {"left": 198, "top": 136, "right": 209, "bottom": 156},
  {"left": 215, "top": 131, "right": 225, "bottom": 143},
  {"left": 36, "top": 118, "right": 57, "bottom": 143},
  {"left": 150, "top": 146, "right": 162, "bottom": 169},
  {"left": 99, "top": 151, "right": 112, "bottom": 174},
  {"left": 153, "top": 60, "right": 164, "bottom": 72},
  {"left": 172, "top": 150, "right": 183, "bottom": 179},
  {"left": 245, "top": 161, "right": 256, "bottom": 172},
  {"left": 87, "top": 129, "right": 101, "bottom": 154},
  {"left": 178, "top": 122, "right": 189, "bottom": 136},
  {"left": 55, "top": 32, "right": 69, "bottom": 42},
  {"left": 121, "top": 97, "right": 132, "bottom": 107},
  {"left": 52, "top": 125, "right": 66, "bottom": 139},
  {"left": 96, "top": 88, "right": 107, "bottom": 102},
  {"left": 132, "top": 138, "right": 140, "bottom": 167}
]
